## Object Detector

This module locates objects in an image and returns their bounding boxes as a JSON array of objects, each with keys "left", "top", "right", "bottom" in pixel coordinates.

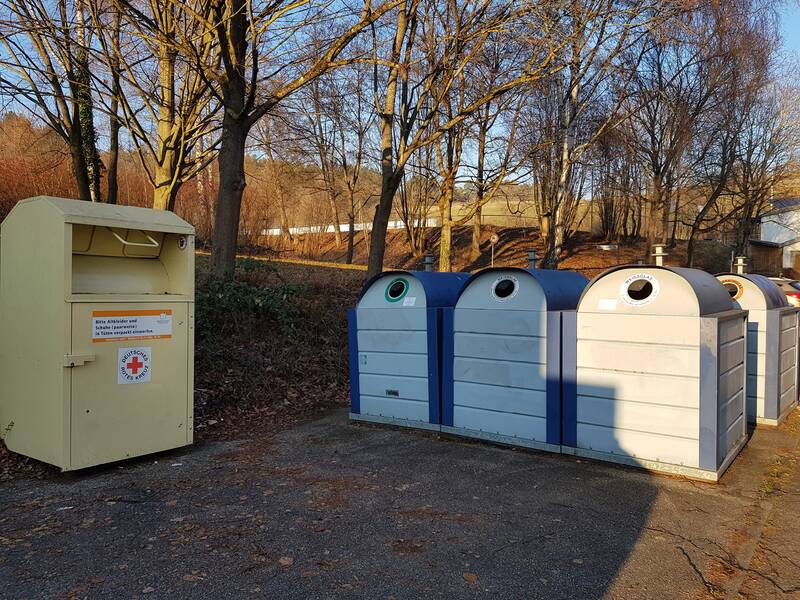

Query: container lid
[
  {"left": 456, "top": 267, "right": 589, "bottom": 311},
  {"left": 579, "top": 265, "right": 733, "bottom": 316},
  {"left": 715, "top": 272, "right": 788, "bottom": 310},
  {"left": 357, "top": 270, "right": 470, "bottom": 308},
  {"left": 10, "top": 196, "right": 194, "bottom": 234}
]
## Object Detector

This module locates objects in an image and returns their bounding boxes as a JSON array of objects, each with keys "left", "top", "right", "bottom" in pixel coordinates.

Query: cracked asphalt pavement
[{"left": 1, "top": 408, "right": 799, "bottom": 599}]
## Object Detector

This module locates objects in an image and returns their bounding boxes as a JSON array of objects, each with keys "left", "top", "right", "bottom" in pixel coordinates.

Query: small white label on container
[
  {"left": 597, "top": 298, "right": 617, "bottom": 311},
  {"left": 402, "top": 296, "right": 416, "bottom": 306},
  {"left": 118, "top": 347, "right": 152, "bottom": 384}
]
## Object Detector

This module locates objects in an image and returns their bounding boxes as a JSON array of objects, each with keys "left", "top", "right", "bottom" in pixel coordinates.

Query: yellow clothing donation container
[{"left": 0, "top": 197, "right": 195, "bottom": 470}]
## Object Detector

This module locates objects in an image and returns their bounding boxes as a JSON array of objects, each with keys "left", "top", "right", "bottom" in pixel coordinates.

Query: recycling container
[
  {"left": 349, "top": 270, "right": 469, "bottom": 430},
  {"left": 440, "top": 267, "right": 588, "bottom": 451},
  {"left": 563, "top": 265, "right": 748, "bottom": 481},
  {"left": 716, "top": 272, "right": 798, "bottom": 425},
  {"left": 0, "top": 197, "right": 195, "bottom": 470}
]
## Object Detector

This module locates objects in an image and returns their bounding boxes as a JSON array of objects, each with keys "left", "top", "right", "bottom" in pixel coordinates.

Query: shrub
[{"left": 196, "top": 278, "right": 301, "bottom": 334}]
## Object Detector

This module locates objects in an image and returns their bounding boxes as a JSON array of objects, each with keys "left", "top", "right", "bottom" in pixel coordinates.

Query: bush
[
  {"left": 196, "top": 278, "right": 301, "bottom": 334},
  {"left": 692, "top": 240, "right": 734, "bottom": 274}
]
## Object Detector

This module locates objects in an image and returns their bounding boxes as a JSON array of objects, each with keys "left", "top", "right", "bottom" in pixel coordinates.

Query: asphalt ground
[{"left": 2, "top": 409, "right": 799, "bottom": 599}]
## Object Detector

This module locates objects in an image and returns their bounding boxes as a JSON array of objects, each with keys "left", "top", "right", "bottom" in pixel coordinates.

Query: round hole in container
[
  {"left": 723, "top": 282, "right": 739, "bottom": 297},
  {"left": 385, "top": 278, "right": 409, "bottom": 302},
  {"left": 493, "top": 278, "right": 516, "bottom": 299},
  {"left": 626, "top": 279, "right": 653, "bottom": 301}
]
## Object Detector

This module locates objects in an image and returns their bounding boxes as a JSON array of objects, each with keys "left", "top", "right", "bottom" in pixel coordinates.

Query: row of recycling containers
[{"left": 347, "top": 264, "right": 799, "bottom": 481}]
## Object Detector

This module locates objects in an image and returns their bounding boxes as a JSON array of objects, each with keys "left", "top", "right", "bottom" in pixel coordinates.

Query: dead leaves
[{"left": 278, "top": 556, "right": 294, "bottom": 567}]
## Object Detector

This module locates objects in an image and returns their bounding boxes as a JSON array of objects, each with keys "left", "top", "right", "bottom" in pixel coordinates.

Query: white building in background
[{"left": 759, "top": 198, "right": 800, "bottom": 270}]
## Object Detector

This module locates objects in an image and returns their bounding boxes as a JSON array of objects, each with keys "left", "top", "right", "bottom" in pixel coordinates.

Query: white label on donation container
[
  {"left": 403, "top": 296, "right": 416, "bottom": 306},
  {"left": 597, "top": 298, "right": 617, "bottom": 311},
  {"left": 118, "top": 347, "right": 152, "bottom": 384},
  {"left": 92, "top": 310, "right": 173, "bottom": 343}
]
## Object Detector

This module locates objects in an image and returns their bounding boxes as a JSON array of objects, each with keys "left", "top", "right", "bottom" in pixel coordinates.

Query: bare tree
[
  {"left": 0, "top": 0, "right": 103, "bottom": 200},
  {"left": 365, "top": 0, "right": 573, "bottom": 277},
  {"left": 89, "top": 0, "right": 220, "bottom": 210},
  {"left": 397, "top": 145, "right": 436, "bottom": 258},
  {"left": 518, "top": 0, "right": 659, "bottom": 269},
  {"left": 464, "top": 42, "right": 525, "bottom": 262},
  {"left": 181, "top": 0, "right": 402, "bottom": 277},
  {"left": 729, "top": 85, "right": 799, "bottom": 254},
  {"left": 332, "top": 60, "right": 376, "bottom": 263},
  {"left": 105, "top": 3, "right": 121, "bottom": 204}
]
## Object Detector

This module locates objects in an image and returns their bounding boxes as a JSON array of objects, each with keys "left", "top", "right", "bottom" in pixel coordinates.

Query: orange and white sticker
[{"left": 92, "top": 310, "right": 173, "bottom": 343}]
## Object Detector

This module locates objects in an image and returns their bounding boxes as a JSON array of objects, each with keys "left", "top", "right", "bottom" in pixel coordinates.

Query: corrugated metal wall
[
  {"left": 575, "top": 314, "right": 702, "bottom": 468},
  {"left": 777, "top": 311, "right": 798, "bottom": 418},
  {"left": 716, "top": 317, "right": 746, "bottom": 462},
  {"left": 451, "top": 308, "right": 549, "bottom": 441}
]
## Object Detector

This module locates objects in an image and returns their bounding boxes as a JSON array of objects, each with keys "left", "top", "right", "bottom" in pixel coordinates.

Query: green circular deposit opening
[{"left": 385, "top": 278, "right": 409, "bottom": 302}]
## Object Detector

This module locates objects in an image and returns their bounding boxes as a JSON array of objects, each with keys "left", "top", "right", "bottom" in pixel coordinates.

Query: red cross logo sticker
[
  {"left": 126, "top": 356, "right": 144, "bottom": 375},
  {"left": 118, "top": 348, "right": 151, "bottom": 384}
]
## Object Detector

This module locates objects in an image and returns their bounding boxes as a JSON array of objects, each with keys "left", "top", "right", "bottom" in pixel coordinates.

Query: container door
[
  {"left": 452, "top": 308, "right": 549, "bottom": 442},
  {"left": 69, "top": 302, "right": 190, "bottom": 469}
]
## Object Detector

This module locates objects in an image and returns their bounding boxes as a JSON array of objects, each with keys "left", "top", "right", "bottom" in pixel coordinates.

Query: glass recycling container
[
  {"left": 0, "top": 197, "right": 195, "bottom": 470},
  {"left": 715, "top": 272, "right": 798, "bottom": 425},
  {"left": 565, "top": 265, "right": 748, "bottom": 481},
  {"left": 440, "top": 267, "right": 588, "bottom": 451},
  {"left": 348, "top": 270, "right": 469, "bottom": 430}
]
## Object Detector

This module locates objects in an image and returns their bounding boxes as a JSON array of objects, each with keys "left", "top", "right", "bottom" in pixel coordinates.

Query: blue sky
[{"left": 780, "top": 4, "right": 800, "bottom": 58}]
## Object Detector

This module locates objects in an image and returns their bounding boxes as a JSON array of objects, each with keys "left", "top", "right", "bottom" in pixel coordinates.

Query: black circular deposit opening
[
  {"left": 626, "top": 279, "right": 653, "bottom": 301},
  {"left": 723, "top": 282, "right": 739, "bottom": 297},
  {"left": 494, "top": 278, "right": 516, "bottom": 299}
]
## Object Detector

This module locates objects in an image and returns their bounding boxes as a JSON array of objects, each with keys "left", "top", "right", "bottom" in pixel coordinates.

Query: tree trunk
[
  {"left": 107, "top": 107, "right": 120, "bottom": 205},
  {"left": 669, "top": 185, "right": 680, "bottom": 247},
  {"left": 439, "top": 219, "right": 452, "bottom": 272},
  {"left": 346, "top": 212, "right": 355, "bottom": 264},
  {"left": 75, "top": 0, "right": 102, "bottom": 202},
  {"left": 212, "top": 116, "right": 248, "bottom": 277},
  {"left": 470, "top": 207, "right": 481, "bottom": 262},
  {"left": 686, "top": 230, "right": 697, "bottom": 267},
  {"left": 367, "top": 176, "right": 401, "bottom": 277},
  {"left": 69, "top": 132, "right": 92, "bottom": 201},
  {"left": 106, "top": 6, "right": 121, "bottom": 205},
  {"left": 438, "top": 177, "right": 455, "bottom": 272},
  {"left": 365, "top": 2, "right": 408, "bottom": 279},
  {"left": 279, "top": 195, "right": 294, "bottom": 245},
  {"left": 153, "top": 180, "right": 179, "bottom": 211},
  {"left": 154, "top": 37, "right": 178, "bottom": 211},
  {"left": 325, "top": 177, "right": 343, "bottom": 246}
]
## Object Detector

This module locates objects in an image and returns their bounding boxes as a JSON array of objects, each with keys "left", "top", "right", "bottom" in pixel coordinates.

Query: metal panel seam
[
  {"left": 347, "top": 308, "right": 360, "bottom": 414},
  {"left": 426, "top": 308, "right": 441, "bottom": 425},
  {"left": 441, "top": 308, "right": 455, "bottom": 427},
  {"left": 546, "top": 311, "right": 562, "bottom": 445},
  {"left": 561, "top": 311, "right": 578, "bottom": 447}
]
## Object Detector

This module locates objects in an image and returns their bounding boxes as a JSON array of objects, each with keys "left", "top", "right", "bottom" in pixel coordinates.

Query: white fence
[{"left": 259, "top": 218, "right": 438, "bottom": 236}]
